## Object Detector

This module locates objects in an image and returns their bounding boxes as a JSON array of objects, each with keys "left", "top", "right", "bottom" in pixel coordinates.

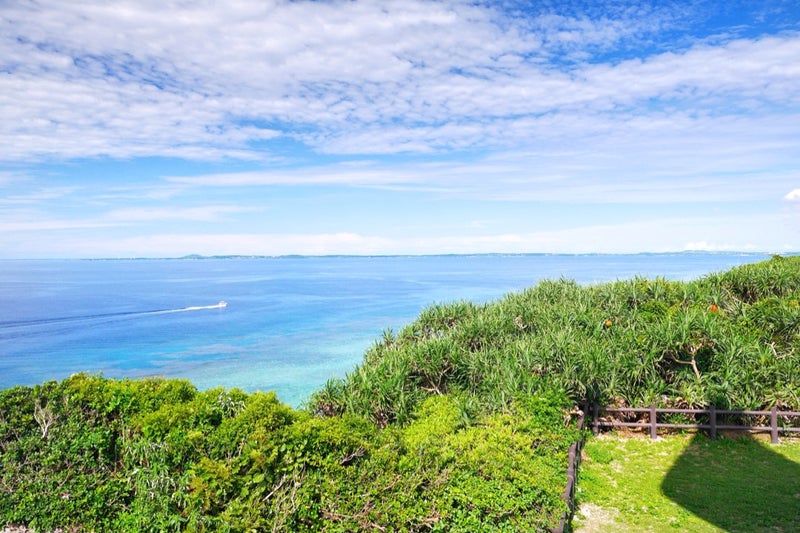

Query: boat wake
[
  {"left": 0, "top": 301, "right": 228, "bottom": 330},
  {"left": 151, "top": 301, "right": 228, "bottom": 315}
]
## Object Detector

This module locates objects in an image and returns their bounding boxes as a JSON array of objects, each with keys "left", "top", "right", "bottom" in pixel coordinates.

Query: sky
[{"left": 1, "top": 0, "right": 799, "bottom": 258}]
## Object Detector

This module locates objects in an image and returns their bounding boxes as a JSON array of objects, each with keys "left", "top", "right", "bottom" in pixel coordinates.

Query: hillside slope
[
  {"left": 2, "top": 256, "right": 798, "bottom": 532},
  {"left": 312, "top": 255, "right": 800, "bottom": 421}
]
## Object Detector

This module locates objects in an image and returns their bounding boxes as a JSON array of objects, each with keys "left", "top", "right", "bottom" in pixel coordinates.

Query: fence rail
[
  {"left": 554, "top": 409, "right": 586, "bottom": 533},
  {"left": 590, "top": 403, "right": 800, "bottom": 443}
]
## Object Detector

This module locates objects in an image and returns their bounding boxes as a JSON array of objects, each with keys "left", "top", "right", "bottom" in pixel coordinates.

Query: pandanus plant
[{"left": 312, "top": 256, "right": 800, "bottom": 426}]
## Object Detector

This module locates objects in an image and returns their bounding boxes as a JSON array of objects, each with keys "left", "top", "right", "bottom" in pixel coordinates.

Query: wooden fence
[
  {"left": 553, "top": 404, "right": 800, "bottom": 531},
  {"left": 554, "top": 409, "right": 586, "bottom": 533},
  {"left": 590, "top": 403, "right": 800, "bottom": 443}
]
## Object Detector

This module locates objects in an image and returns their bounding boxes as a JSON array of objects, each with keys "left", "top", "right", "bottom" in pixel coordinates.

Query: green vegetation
[
  {"left": 0, "top": 377, "right": 577, "bottom": 531},
  {"left": 575, "top": 434, "right": 800, "bottom": 532},
  {"left": 1, "top": 255, "right": 799, "bottom": 531},
  {"left": 313, "top": 255, "right": 800, "bottom": 417}
]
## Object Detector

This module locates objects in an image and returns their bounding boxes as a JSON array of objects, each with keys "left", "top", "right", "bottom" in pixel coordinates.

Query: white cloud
[
  {"left": 2, "top": 210, "right": 793, "bottom": 259},
  {"left": 0, "top": 217, "right": 116, "bottom": 232},
  {"left": 105, "top": 205, "right": 254, "bottom": 222},
  {"left": 0, "top": 203, "right": 256, "bottom": 232},
  {"left": 165, "top": 146, "right": 798, "bottom": 205},
  {"left": 1, "top": 186, "right": 83, "bottom": 205},
  {"left": 38, "top": 232, "right": 396, "bottom": 258},
  {"left": 2, "top": 2, "right": 799, "bottom": 257},
  {"left": 165, "top": 167, "right": 431, "bottom": 188},
  {"left": 0, "top": 171, "right": 29, "bottom": 186},
  {"left": 683, "top": 241, "right": 758, "bottom": 252},
  {"left": 1, "top": 1, "right": 799, "bottom": 160},
  {"left": 784, "top": 189, "right": 800, "bottom": 202}
]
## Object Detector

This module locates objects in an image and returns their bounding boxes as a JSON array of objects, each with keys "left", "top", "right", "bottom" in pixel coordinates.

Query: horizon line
[{"left": 0, "top": 251, "right": 790, "bottom": 261}]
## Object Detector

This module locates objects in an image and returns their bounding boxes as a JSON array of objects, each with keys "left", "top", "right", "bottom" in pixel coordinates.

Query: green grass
[{"left": 575, "top": 434, "right": 800, "bottom": 532}]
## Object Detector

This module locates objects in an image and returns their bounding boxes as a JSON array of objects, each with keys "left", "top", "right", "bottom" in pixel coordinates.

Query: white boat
[{"left": 217, "top": 301, "right": 228, "bottom": 308}]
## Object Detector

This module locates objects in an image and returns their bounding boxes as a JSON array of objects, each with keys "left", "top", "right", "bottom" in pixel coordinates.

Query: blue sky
[{"left": 1, "top": 0, "right": 799, "bottom": 258}]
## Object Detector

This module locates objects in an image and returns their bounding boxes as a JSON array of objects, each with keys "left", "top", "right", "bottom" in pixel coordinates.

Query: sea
[{"left": 0, "top": 253, "right": 773, "bottom": 407}]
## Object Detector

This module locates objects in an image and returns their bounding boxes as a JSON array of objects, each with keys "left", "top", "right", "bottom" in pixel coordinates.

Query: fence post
[
  {"left": 592, "top": 403, "right": 599, "bottom": 436},
  {"left": 650, "top": 404, "right": 657, "bottom": 440},
  {"left": 771, "top": 405, "right": 779, "bottom": 444},
  {"left": 584, "top": 402, "right": 590, "bottom": 431},
  {"left": 709, "top": 404, "right": 716, "bottom": 440}
]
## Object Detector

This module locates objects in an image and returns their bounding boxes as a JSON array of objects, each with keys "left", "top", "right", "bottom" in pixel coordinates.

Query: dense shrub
[
  {"left": 313, "top": 255, "right": 800, "bottom": 417},
  {"left": 1, "top": 256, "right": 798, "bottom": 531}
]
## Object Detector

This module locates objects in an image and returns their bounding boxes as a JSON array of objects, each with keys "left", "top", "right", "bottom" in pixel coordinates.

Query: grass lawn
[{"left": 573, "top": 433, "right": 800, "bottom": 532}]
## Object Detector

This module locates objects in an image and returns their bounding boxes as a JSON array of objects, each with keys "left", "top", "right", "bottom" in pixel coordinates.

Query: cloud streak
[
  {"left": 2, "top": 209, "right": 790, "bottom": 259},
  {"left": 166, "top": 147, "right": 797, "bottom": 205}
]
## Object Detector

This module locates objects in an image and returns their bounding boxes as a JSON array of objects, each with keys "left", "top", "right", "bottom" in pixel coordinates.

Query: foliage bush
[
  {"left": 0, "top": 376, "right": 579, "bottom": 531},
  {"left": 1, "top": 256, "right": 798, "bottom": 531},
  {"left": 313, "top": 255, "right": 800, "bottom": 417}
]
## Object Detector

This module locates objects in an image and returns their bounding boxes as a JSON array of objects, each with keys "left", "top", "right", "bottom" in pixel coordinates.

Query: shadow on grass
[{"left": 661, "top": 433, "right": 800, "bottom": 532}]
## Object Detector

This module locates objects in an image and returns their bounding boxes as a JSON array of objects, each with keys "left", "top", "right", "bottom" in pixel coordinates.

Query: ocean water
[{"left": 0, "top": 253, "right": 770, "bottom": 406}]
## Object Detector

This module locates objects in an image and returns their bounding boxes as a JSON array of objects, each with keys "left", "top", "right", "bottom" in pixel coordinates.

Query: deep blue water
[{"left": 0, "top": 253, "right": 770, "bottom": 406}]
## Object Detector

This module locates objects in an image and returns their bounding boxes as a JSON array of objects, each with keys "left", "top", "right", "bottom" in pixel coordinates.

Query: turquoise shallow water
[{"left": 0, "top": 253, "right": 770, "bottom": 406}]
